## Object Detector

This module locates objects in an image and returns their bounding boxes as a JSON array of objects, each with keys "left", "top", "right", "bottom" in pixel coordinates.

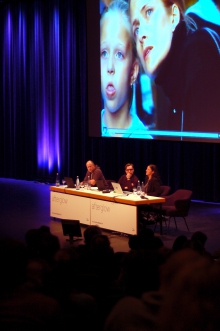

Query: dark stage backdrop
[{"left": 0, "top": 0, "right": 220, "bottom": 202}]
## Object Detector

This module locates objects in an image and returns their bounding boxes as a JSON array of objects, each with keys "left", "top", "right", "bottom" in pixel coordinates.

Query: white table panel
[
  {"left": 50, "top": 191, "right": 90, "bottom": 225},
  {"left": 90, "top": 199, "right": 137, "bottom": 235}
]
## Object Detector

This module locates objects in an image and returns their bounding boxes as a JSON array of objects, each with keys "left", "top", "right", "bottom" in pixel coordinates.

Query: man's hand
[{"left": 90, "top": 179, "right": 96, "bottom": 186}]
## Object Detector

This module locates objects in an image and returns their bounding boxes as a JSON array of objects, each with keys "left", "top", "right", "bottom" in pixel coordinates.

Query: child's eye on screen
[
  {"left": 145, "top": 8, "right": 153, "bottom": 17},
  {"left": 116, "top": 51, "right": 124, "bottom": 60},
  {"left": 101, "top": 50, "right": 108, "bottom": 58}
]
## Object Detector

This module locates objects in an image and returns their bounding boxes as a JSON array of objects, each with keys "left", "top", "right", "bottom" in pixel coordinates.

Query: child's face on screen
[{"left": 101, "top": 12, "right": 136, "bottom": 114}]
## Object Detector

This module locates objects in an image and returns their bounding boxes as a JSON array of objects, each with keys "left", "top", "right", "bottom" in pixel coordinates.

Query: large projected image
[{"left": 87, "top": 0, "right": 220, "bottom": 141}]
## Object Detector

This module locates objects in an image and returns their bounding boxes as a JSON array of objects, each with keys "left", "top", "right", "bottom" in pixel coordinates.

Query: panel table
[{"left": 50, "top": 186, "right": 165, "bottom": 235}]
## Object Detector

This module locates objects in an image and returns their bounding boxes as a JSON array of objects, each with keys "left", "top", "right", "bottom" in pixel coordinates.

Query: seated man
[
  {"left": 82, "top": 160, "right": 107, "bottom": 187},
  {"left": 118, "top": 163, "right": 139, "bottom": 192}
]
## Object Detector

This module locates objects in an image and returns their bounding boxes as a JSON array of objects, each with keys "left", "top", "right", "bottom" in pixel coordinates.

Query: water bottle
[
  {"left": 136, "top": 180, "right": 141, "bottom": 195},
  {"left": 87, "top": 176, "right": 91, "bottom": 190},
  {"left": 55, "top": 173, "right": 60, "bottom": 187},
  {"left": 76, "top": 176, "right": 80, "bottom": 190}
]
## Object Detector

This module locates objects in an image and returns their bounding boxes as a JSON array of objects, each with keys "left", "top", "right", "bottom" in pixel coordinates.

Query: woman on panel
[
  {"left": 144, "top": 164, "right": 162, "bottom": 196},
  {"left": 129, "top": 0, "right": 220, "bottom": 135},
  {"left": 138, "top": 164, "right": 162, "bottom": 228}
]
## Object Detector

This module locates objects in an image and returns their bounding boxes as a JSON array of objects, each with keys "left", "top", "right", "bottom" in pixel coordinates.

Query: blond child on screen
[{"left": 100, "top": 0, "right": 148, "bottom": 138}]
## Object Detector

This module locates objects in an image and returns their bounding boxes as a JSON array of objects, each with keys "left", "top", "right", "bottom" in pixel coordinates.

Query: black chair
[
  {"left": 158, "top": 189, "right": 193, "bottom": 232},
  {"left": 160, "top": 185, "right": 171, "bottom": 197},
  {"left": 141, "top": 186, "right": 171, "bottom": 232}
]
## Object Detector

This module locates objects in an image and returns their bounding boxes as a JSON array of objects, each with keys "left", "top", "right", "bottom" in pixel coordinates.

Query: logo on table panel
[
  {"left": 91, "top": 201, "right": 110, "bottom": 213},
  {"left": 52, "top": 194, "right": 68, "bottom": 205}
]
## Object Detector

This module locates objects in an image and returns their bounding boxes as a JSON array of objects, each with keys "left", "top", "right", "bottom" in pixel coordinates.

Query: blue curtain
[
  {"left": 0, "top": 0, "right": 220, "bottom": 202},
  {"left": 0, "top": 0, "right": 87, "bottom": 180}
]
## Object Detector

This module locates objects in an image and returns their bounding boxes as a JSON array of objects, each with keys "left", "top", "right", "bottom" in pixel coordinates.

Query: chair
[
  {"left": 160, "top": 189, "right": 193, "bottom": 232},
  {"left": 160, "top": 185, "right": 171, "bottom": 197},
  {"left": 141, "top": 186, "right": 171, "bottom": 231},
  {"left": 144, "top": 185, "right": 171, "bottom": 225}
]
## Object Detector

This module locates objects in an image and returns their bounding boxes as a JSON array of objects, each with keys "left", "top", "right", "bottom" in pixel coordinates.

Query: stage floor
[{"left": 1, "top": 178, "right": 220, "bottom": 255}]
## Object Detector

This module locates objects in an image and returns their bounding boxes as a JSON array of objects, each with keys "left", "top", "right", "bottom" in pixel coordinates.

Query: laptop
[
  {"left": 64, "top": 177, "right": 75, "bottom": 188},
  {"left": 96, "top": 179, "right": 106, "bottom": 191},
  {"left": 111, "top": 182, "right": 132, "bottom": 196}
]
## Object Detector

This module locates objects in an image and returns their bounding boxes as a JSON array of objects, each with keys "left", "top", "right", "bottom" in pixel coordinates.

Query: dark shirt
[
  {"left": 155, "top": 21, "right": 220, "bottom": 136},
  {"left": 83, "top": 165, "right": 107, "bottom": 187},
  {"left": 118, "top": 174, "right": 139, "bottom": 192},
  {"left": 145, "top": 177, "right": 161, "bottom": 197}
]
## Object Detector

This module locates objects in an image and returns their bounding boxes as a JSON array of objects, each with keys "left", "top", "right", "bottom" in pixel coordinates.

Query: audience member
[
  {"left": 128, "top": 234, "right": 142, "bottom": 250},
  {"left": 78, "top": 233, "right": 119, "bottom": 327},
  {"left": 3, "top": 220, "right": 219, "bottom": 331},
  {"left": 189, "top": 231, "right": 216, "bottom": 260},
  {"left": 104, "top": 247, "right": 219, "bottom": 331},
  {"left": 43, "top": 246, "right": 100, "bottom": 331},
  {"left": 158, "top": 249, "right": 220, "bottom": 331},
  {"left": 0, "top": 237, "right": 28, "bottom": 294},
  {"left": 83, "top": 225, "right": 103, "bottom": 247},
  {"left": 138, "top": 228, "right": 157, "bottom": 249},
  {"left": 88, "top": 234, "right": 115, "bottom": 280},
  {"left": 191, "top": 230, "right": 207, "bottom": 246},
  {"left": 128, "top": 228, "right": 163, "bottom": 251},
  {"left": 0, "top": 237, "right": 64, "bottom": 330},
  {"left": 183, "top": 238, "right": 203, "bottom": 253},
  {"left": 37, "top": 232, "right": 60, "bottom": 263},
  {"left": 25, "top": 225, "right": 60, "bottom": 263},
  {"left": 77, "top": 231, "right": 117, "bottom": 298},
  {"left": 76, "top": 225, "right": 103, "bottom": 271},
  {"left": 172, "top": 235, "right": 188, "bottom": 252},
  {"left": 104, "top": 247, "right": 161, "bottom": 331},
  {"left": 117, "top": 248, "right": 160, "bottom": 298}
]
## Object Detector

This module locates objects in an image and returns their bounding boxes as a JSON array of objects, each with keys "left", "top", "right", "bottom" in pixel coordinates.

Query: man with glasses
[{"left": 118, "top": 163, "right": 139, "bottom": 192}]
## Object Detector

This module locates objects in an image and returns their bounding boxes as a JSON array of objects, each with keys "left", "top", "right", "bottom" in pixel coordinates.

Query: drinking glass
[{"left": 136, "top": 187, "right": 141, "bottom": 195}]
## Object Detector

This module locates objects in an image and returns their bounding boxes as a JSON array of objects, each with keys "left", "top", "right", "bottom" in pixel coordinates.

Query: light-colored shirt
[{"left": 101, "top": 109, "right": 152, "bottom": 139}]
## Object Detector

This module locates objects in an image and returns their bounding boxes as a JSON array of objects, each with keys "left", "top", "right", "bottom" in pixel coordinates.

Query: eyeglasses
[{"left": 126, "top": 168, "right": 134, "bottom": 171}]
